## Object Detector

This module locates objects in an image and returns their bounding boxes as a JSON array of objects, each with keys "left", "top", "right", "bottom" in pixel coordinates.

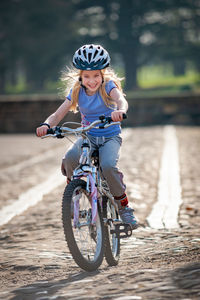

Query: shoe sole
[{"left": 129, "top": 223, "right": 139, "bottom": 230}]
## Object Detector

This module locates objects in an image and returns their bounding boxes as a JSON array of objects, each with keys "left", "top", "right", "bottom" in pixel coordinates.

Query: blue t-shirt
[{"left": 66, "top": 80, "right": 121, "bottom": 137}]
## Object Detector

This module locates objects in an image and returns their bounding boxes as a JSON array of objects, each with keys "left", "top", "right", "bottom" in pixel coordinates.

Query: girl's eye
[{"left": 82, "top": 73, "right": 100, "bottom": 79}]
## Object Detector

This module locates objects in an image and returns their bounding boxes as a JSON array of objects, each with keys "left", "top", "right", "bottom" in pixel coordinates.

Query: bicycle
[{"left": 43, "top": 115, "right": 133, "bottom": 271}]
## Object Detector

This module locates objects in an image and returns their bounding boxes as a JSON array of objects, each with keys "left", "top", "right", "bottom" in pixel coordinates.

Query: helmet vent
[
  {"left": 100, "top": 50, "right": 104, "bottom": 56},
  {"left": 88, "top": 52, "right": 92, "bottom": 62},
  {"left": 94, "top": 49, "right": 98, "bottom": 58},
  {"left": 83, "top": 49, "right": 87, "bottom": 59}
]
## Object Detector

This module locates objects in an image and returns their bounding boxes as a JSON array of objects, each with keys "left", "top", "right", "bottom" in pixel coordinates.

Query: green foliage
[
  {"left": 138, "top": 64, "right": 200, "bottom": 89},
  {"left": 1, "top": 0, "right": 200, "bottom": 94}
]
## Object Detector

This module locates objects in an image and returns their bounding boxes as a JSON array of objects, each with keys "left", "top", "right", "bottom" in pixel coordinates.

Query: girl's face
[{"left": 81, "top": 70, "right": 103, "bottom": 95}]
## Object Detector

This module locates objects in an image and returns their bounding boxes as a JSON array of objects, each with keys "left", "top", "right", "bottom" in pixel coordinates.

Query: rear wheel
[
  {"left": 103, "top": 196, "right": 120, "bottom": 266},
  {"left": 62, "top": 179, "right": 104, "bottom": 272}
]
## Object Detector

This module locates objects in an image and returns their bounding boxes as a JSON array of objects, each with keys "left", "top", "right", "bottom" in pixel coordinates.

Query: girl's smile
[{"left": 81, "top": 70, "right": 103, "bottom": 95}]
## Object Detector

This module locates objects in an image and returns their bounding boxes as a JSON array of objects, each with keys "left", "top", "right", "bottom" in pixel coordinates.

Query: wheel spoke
[{"left": 62, "top": 179, "right": 104, "bottom": 271}]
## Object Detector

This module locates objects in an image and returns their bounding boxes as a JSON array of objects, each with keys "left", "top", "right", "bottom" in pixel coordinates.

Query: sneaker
[{"left": 118, "top": 206, "right": 138, "bottom": 229}]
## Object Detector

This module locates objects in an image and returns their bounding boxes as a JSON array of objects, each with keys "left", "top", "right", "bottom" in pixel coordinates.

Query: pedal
[
  {"left": 110, "top": 223, "right": 132, "bottom": 238},
  {"left": 112, "top": 218, "right": 122, "bottom": 225}
]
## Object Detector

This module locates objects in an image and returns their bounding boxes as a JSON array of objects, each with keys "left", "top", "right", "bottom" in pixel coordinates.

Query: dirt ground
[{"left": 0, "top": 126, "right": 200, "bottom": 300}]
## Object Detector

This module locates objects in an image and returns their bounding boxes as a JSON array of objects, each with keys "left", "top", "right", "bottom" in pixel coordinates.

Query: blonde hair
[{"left": 60, "top": 67, "right": 125, "bottom": 112}]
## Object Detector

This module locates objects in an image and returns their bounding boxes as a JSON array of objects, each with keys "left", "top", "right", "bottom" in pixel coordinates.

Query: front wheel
[
  {"left": 103, "top": 196, "right": 120, "bottom": 266},
  {"left": 62, "top": 179, "right": 104, "bottom": 272}
]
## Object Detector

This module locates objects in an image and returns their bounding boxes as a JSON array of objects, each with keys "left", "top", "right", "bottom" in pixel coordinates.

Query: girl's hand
[
  {"left": 111, "top": 110, "right": 125, "bottom": 122},
  {"left": 36, "top": 125, "right": 49, "bottom": 137}
]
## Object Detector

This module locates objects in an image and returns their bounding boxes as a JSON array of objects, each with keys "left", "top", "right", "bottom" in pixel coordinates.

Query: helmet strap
[{"left": 79, "top": 77, "right": 86, "bottom": 89}]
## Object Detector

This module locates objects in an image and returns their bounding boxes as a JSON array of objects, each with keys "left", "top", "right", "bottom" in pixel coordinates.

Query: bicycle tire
[
  {"left": 103, "top": 196, "right": 120, "bottom": 266},
  {"left": 62, "top": 179, "right": 104, "bottom": 272}
]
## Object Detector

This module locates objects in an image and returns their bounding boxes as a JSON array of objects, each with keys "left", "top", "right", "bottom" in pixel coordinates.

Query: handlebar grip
[
  {"left": 99, "top": 113, "right": 127, "bottom": 124},
  {"left": 122, "top": 113, "right": 127, "bottom": 119},
  {"left": 109, "top": 113, "right": 127, "bottom": 122},
  {"left": 99, "top": 114, "right": 127, "bottom": 122}
]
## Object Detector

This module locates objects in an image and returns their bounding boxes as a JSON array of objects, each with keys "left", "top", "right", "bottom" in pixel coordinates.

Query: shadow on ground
[
  {"left": 9, "top": 262, "right": 200, "bottom": 300},
  {"left": 9, "top": 269, "right": 100, "bottom": 300}
]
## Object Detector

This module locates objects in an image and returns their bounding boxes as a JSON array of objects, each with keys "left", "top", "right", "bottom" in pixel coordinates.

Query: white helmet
[{"left": 73, "top": 44, "right": 110, "bottom": 70}]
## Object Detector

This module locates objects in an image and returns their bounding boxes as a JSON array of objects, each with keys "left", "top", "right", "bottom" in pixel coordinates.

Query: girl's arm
[
  {"left": 109, "top": 88, "right": 128, "bottom": 122},
  {"left": 36, "top": 99, "right": 71, "bottom": 137}
]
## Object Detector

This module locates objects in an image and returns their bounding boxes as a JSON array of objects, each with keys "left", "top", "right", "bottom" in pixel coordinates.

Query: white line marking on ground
[
  {"left": 0, "top": 169, "right": 65, "bottom": 227},
  {"left": 146, "top": 126, "right": 182, "bottom": 229}
]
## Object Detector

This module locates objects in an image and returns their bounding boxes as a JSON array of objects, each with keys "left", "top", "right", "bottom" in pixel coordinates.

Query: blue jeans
[{"left": 62, "top": 134, "right": 126, "bottom": 197}]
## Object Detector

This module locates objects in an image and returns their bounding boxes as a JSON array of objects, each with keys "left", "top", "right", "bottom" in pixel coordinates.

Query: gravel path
[{"left": 0, "top": 126, "right": 199, "bottom": 300}]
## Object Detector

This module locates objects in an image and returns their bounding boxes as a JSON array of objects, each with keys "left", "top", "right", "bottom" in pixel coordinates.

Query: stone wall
[
  {"left": 0, "top": 93, "right": 200, "bottom": 133},
  {"left": 125, "top": 93, "right": 200, "bottom": 127}
]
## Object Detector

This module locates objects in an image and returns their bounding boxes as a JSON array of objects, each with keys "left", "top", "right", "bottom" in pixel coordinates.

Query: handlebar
[{"left": 43, "top": 114, "right": 127, "bottom": 139}]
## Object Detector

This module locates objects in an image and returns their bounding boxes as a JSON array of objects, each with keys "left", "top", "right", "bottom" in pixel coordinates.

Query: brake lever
[
  {"left": 46, "top": 126, "right": 64, "bottom": 138},
  {"left": 55, "top": 126, "right": 64, "bottom": 138}
]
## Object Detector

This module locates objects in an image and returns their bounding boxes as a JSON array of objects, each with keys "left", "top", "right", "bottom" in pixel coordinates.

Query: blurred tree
[
  {"left": 73, "top": 0, "right": 200, "bottom": 90},
  {"left": 16, "top": 0, "right": 80, "bottom": 91},
  {"left": 149, "top": 0, "right": 200, "bottom": 76},
  {"left": 0, "top": 0, "right": 199, "bottom": 93},
  {"left": 0, "top": 0, "right": 80, "bottom": 92},
  {"left": 0, "top": 0, "right": 17, "bottom": 93}
]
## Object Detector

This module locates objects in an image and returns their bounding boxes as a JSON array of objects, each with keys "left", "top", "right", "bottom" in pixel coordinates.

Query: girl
[{"left": 36, "top": 44, "right": 138, "bottom": 229}]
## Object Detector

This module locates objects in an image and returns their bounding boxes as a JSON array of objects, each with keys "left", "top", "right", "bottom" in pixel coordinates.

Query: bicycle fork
[{"left": 72, "top": 171, "right": 98, "bottom": 227}]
